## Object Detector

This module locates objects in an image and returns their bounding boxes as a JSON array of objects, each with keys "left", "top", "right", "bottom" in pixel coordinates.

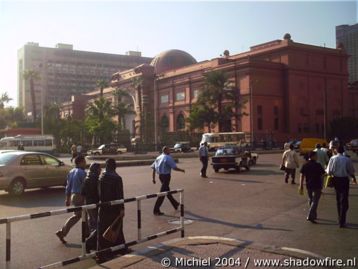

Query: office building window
[
  {"left": 193, "top": 89, "right": 199, "bottom": 98},
  {"left": 176, "top": 92, "right": 185, "bottom": 101},
  {"left": 274, "top": 118, "right": 279, "bottom": 130},
  {"left": 160, "top": 94, "right": 169, "bottom": 104},
  {"left": 257, "top": 118, "right": 263, "bottom": 130},
  {"left": 257, "top": 105, "right": 263, "bottom": 115},
  {"left": 176, "top": 113, "right": 185, "bottom": 130},
  {"left": 273, "top": 106, "right": 279, "bottom": 116}
]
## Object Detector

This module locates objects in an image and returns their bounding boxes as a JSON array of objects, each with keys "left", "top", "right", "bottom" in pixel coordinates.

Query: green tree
[
  {"left": 85, "top": 97, "right": 115, "bottom": 144},
  {"left": 188, "top": 70, "right": 245, "bottom": 132},
  {"left": 96, "top": 79, "right": 109, "bottom": 98},
  {"left": 329, "top": 117, "right": 358, "bottom": 143},
  {"left": 44, "top": 104, "right": 63, "bottom": 147},
  {"left": 0, "top": 92, "right": 12, "bottom": 109},
  {"left": 23, "top": 70, "right": 40, "bottom": 122},
  {"left": 187, "top": 103, "right": 218, "bottom": 132}
]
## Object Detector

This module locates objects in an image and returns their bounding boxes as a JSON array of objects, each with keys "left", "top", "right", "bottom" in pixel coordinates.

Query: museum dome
[{"left": 150, "top": 49, "right": 197, "bottom": 74}]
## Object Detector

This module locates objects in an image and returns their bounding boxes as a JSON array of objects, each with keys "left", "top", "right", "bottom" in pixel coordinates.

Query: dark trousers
[
  {"left": 284, "top": 168, "right": 296, "bottom": 183},
  {"left": 307, "top": 188, "right": 322, "bottom": 220},
  {"left": 200, "top": 156, "right": 208, "bottom": 176},
  {"left": 154, "top": 174, "right": 179, "bottom": 213},
  {"left": 334, "top": 177, "right": 350, "bottom": 226}
]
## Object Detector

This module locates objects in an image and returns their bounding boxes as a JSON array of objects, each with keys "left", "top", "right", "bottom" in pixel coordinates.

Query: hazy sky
[{"left": 0, "top": 0, "right": 356, "bottom": 107}]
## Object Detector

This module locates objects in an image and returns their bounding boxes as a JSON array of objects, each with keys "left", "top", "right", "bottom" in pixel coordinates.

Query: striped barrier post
[
  {"left": 81, "top": 208, "right": 87, "bottom": 256},
  {"left": 6, "top": 222, "right": 11, "bottom": 262},
  {"left": 137, "top": 199, "right": 142, "bottom": 240},
  {"left": 180, "top": 191, "right": 185, "bottom": 238}
]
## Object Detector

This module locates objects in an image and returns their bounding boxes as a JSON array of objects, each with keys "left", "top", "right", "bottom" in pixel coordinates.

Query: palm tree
[
  {"left": 113, "top": 88, "right": 135, "bottom": 131},
  {"left": 96, "top": 79, "right": 109, "bottom": 98},
  {"left": 23, "top": 70, "right": 40, "bottom": 122},
  {"left": 202, "top": 70, "right": 230, "bottom": 131},
  {"left": 85, "top": 97, "right": 115, "bottom": 144},
  {"left": 0, "top": 92, "right": 12, "bottom": 109}
]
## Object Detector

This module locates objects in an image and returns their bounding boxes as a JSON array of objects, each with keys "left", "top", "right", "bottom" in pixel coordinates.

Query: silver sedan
[{"left": 0, "top": 151, "right": 72, "bottom": 195}]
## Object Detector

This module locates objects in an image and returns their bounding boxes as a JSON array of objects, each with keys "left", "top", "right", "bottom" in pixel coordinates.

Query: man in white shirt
[
  {"left": 313, "top": 144, "right": 329, "bottom": 169},
  {"left": 326, "top": 145, "right": 356, "bottom": 228},
  {"left": 281, "top": 144, "right": 300, "bottom": 184}
]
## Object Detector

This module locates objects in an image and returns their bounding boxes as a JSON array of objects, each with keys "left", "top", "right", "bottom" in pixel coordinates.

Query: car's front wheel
[{"left": 9, "top": 178, "right": 26, "bottom": 196}]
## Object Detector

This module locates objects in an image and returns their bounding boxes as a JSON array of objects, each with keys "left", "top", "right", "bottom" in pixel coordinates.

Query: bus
[
  {"left": 0, "top": 135, "right": 55, "bottom": 153},
  {"left": 200, "top": 132, "right": 247, "bottom": 151}
]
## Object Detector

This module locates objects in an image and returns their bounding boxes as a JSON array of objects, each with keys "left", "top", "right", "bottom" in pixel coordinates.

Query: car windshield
[
  {"left": 174, "top": 144, "right": 181, "bottom": 148},
  {"left": 215, "top": 148, "right": 236, "bottom": 156},
  {"left": 0, "top": 153, "right": 17, "bottom": 165},
  {"left": 98, "top": 145, "right": 105, "bottom": 149}
]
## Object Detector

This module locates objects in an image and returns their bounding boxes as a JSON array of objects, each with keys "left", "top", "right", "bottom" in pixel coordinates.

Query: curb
[{"left": 89, "top": 236, "right": 323, "bottom": 269}]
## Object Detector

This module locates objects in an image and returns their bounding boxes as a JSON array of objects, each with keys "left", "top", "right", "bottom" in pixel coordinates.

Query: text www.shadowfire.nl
[{"left": 160, "top": 257, "right": 357, "bottom": 268}]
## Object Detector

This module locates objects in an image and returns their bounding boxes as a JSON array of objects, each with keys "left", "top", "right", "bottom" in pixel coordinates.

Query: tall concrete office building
[
  {"left": 336, "top": 24, "right": 358, "bottom": 82},
  {"left": 18, "top": 42, "right": 152, "bottom": 118}
]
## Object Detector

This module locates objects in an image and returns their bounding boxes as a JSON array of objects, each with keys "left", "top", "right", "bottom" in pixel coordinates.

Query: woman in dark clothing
[
  {"left": 97, "top": 159, "right": 127, "bottom": 262},
  {"left": 81, "top": 163, "right": 101, "bottom": 253},
  {"left": 81, "top": 163, "right": 101, "bottom": 232}
]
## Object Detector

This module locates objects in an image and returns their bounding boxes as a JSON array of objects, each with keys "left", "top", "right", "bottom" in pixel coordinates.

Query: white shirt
[
  {"left": 326, "top": 154, "right": 355, "bottom": 178},
  {"left": 199, "top": 145, "right": 208, "bottom": 157},
  {"left": 282, "top": 149, "right": 299, "bottom": 169}
]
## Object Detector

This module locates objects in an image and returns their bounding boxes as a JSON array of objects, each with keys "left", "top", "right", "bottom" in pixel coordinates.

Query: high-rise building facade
[
  {"left": 336, "top": 24, "right": 358, "bottom": 82},
  {"left": 17, "top": 42, "right": 152, "bottom": 118}
]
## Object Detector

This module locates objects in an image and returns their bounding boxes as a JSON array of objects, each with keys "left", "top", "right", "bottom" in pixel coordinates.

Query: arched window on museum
[
  {"left": 176, "top": 113, "right": 185, "bottom": 130},
  {"left": 160, "top": 115, "right": 169, "bottom": 133}
]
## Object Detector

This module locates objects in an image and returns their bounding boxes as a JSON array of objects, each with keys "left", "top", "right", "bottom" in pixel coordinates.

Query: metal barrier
[{"left": 0, "top": 189, "right": 184, "bottom": 267}]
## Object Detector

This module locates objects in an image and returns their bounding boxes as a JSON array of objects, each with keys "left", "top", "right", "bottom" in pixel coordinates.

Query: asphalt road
[{"left": 0, "top": 153, "right": 357, "bottom": 269}]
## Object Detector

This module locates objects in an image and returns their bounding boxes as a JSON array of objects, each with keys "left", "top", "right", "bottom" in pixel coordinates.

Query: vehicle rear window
[{"left": 0, "top": 153, "right": 17, "bottom": 165}]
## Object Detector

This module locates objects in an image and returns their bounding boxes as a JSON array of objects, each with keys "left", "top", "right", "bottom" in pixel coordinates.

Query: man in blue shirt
[
  {"left": 326, "top": 145, "right": 356, "bottom": 228},
  {"left": 56, "top": 155, "right": 87, "bottom": 243},
  {"left": 151, "top": 146, "right": 185, "bottom": 215}
]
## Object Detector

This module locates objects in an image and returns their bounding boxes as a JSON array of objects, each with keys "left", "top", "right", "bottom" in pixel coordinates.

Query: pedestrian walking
[
  {"left": 299, "top": 151, "right": 325, "bottom": 223},
  {"left": 151, "top": 146, "right": 185, "bottom": 215},
  {"left": 199, "top": 142, "right": 209, "bottom": 178},
  {"left": 56, "top": 155, "right": 86, "bottom": 244},
  {"left": 77, "top": 143, "right": 83, "bottom": 156},
  {"left": 313, "top": 144, "right": 329, "bottom": 169},
  {"left": 326, "top": 145, "right": 357, "bottom": 228},
  {"left": 97, "top": 159, "right": 129, "bottom": 262},
  {"left": 281, "top": 143, "right": 300, "bottom": 184},
  {"left": 70, "top": 144, "right": 77, "bottom": 163}
]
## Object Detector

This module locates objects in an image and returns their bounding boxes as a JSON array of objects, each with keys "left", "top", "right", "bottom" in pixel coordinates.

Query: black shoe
[
  {"left": 291, "top": 181, "right": 296, "bottom": 184},
  {"left": 56, "top": 230, "right": 67, "bottom": 244},
  {"left": 153, "top": 211, "right": 164, "bottom": 216},
  {"left": 339, "top": 223, "right": 347, "bottom": 228},
  {"left": 306, "top": 218, "right": 317, "bottom": 224}
]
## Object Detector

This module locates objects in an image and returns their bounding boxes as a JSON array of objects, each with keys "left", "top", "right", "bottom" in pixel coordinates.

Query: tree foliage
[
  {"left": 329, "top": 117, "right": 358, "bottom": 143},
  {"left": 85, "top": 97, "right": 115, "bottom": 144},
  {"left": 188, "top": 70, "right": 246, "bottom": 132}
]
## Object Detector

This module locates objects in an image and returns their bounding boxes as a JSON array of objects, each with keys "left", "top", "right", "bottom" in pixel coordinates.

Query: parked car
[
  {"left": 172, "top": 142, "right": 193, "bottom": 153},
  {"left": 87, "top": 144, "right": 127, "bottom": 155},
  {"left": 211, "top": 145, "right": 258, "bottom": 173},
  {"left": 0, "top": 151, "right": 72, "bottom": 195},
  {"left": 346, "top": 139, "right": 358, "bottom": 153}
]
